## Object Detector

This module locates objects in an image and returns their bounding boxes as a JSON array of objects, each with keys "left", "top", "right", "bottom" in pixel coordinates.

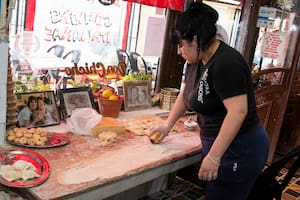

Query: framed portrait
[
  {"left": 123, "top": 80, "right": 152, "bottom": 111},
  {"left": 16, "top": 91, "right": 60, "bottom": 128},
  {"left": 0, "top": 0, "right": 7, "bottom": 33},
  {"left": 57, "top": 86, "right": 96, "bottom": 119}
]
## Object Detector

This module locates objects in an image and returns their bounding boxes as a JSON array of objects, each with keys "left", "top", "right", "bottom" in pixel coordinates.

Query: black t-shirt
[{"left": 183, "top": 41, "right": 259, "bottom": 137}]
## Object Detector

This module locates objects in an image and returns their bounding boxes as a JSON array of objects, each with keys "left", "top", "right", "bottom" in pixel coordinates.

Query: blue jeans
[{"left": 200, "top": 124, "right": 269, "bottom": 200}]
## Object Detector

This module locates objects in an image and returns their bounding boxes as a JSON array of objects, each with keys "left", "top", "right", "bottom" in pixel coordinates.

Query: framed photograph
[
  {"left": 57, "top": 86, "right": 96, "bottom": 118},
  {"left": 123, "top": 80, "right": 152, "bottom": 111},
  {"left": 16, "top": 91, "right": 60, "bottom": 128},
  {"left": 0, "top": 0, "right": 7, "bottom": 33}
]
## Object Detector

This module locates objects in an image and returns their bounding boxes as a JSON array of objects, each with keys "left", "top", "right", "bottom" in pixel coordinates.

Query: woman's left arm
[
  {"left": 209, "top": 94, "right": 248, "bottom": 159},
  {"left": 198, "top": 94, "right": 248, "bottom": 180}
]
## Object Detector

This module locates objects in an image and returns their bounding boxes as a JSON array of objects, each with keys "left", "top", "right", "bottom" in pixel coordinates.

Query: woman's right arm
[
  {"left": 149, "top": 85, "right": 187, "bottom": 141},
  {"left": 165, "top": 88, "right": 187, "bottom": 128}
]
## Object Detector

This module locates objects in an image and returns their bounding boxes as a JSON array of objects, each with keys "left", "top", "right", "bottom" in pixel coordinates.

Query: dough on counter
[
  {"left": 98, "top": 131, "right": 118, "bottom": 147},
  {"left": 122, "top": 116, "right": 164, "bottom": 136},
  {"left": 0, "top": 160, "right": 39, "bottom": 182}
]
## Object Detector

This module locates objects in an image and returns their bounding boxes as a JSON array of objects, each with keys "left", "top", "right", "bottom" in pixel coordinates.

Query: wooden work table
[{"left": 1, "top": 109, "right": 202, "bottom": 200}]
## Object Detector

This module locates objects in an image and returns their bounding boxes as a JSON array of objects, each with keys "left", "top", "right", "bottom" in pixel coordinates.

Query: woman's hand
[
  {"left": 198, "top": 154, "right": 220, "bottom": 181},
  {"left": 148, "top": 123, "right": 171, "bottom": 143}
]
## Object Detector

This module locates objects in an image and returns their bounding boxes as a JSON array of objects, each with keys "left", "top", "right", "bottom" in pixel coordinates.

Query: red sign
[
  {"left": 262, "top": 32, "right": 285, "bottom": 59},
  {"left": 123, "top": 0, "right": 185, "bottom": 11}
]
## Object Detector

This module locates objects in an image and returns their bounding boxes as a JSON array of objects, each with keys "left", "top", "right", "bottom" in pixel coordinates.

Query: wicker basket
[{"left": 98, "top": 97, "right": 123, "bottom": 118}]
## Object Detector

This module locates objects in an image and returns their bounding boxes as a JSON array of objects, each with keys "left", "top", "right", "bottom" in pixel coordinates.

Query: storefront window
[
  {"left": 9, "top": 0, "right": 128, "bottom": 71},
  {"left": 8, "top": 0, "right": 243, "bottom": 92}
]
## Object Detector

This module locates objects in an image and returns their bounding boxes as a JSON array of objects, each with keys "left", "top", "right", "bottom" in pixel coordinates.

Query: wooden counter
[{"left": 1, "top": 113, "right": 202, "bottom": 200}]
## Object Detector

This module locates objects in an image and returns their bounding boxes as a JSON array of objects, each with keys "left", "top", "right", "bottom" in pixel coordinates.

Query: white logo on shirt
[{"left": 197, "top": 69, "right": 210, "bottom": 103}]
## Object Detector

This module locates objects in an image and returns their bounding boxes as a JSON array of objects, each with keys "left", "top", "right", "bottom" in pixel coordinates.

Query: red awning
[{"left": 122, "top": 0, "right": 185, "bottom": 12}]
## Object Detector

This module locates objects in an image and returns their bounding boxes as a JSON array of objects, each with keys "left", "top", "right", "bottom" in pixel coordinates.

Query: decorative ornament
[{"left": 276, "top": 0, "right": 295, "bottom": 11}]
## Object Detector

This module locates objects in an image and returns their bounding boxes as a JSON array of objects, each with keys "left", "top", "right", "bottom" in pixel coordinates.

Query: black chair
[
  {"left": 248, "top": 146, "right": 300, "bottom": 200},
  {"left": 49, "top": 69, "right": 74, "bottom": 89},
  {"left": 116, "top": 48, "right": 131, "bottom": 74},
  {"left": 129, "top": 51, "right": 148, "bottom": 73}
]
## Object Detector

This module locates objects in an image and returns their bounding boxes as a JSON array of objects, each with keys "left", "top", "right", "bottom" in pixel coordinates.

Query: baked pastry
[
  {"left": 91, "top": 117, "right": 125, "bottom": 136},
  {"left": 6, "top": 127, "right": 48, "bottom": 146}
]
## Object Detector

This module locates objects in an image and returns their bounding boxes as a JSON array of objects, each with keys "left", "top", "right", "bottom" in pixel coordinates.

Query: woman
[
  {"left": 149, "top": 2, "right": 269, "bottom": 200},
  {"left": 31, "top": 97, "right": 55, "bottom": 126}
]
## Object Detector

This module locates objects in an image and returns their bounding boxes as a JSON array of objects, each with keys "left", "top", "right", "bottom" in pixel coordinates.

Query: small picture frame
[
  {"left": 123, "top": 80, "right": 152, "bottom": 111},
  {"left": 57, "top": 86, "right": 96, "bottom": 119},
  {"left": 16, "top": 91, "right": 60, "bottom": 128}
]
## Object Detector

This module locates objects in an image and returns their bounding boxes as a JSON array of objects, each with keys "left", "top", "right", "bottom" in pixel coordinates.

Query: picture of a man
[
  {"left": 129, "top": 86, "right": 139, "bottom": 105},
  {"left": 139, "top": 89, "right": 148, "bottom": 104}
]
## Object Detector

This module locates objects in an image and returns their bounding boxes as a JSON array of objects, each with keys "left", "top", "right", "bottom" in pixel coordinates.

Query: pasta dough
[
  {"left": 2, "top": 170, "right": 22, "bottom": 182},
  {"left": 122, "top": 115, "right": 164, "bottom": 136},
  {"left": 21, "top": 169, "right": 40, "bottom": 181},
  {"left": 13, "top": 160, "right": 35, "bottom": 171},
  {"left": 0, "top": 165, "right": 13, "bottom": 175},
  {"left": 98, "top": 131, "right": 118, "bottom": 147},
  {"left": 0, "top": 160, "right": 39, "bottom": 182}
]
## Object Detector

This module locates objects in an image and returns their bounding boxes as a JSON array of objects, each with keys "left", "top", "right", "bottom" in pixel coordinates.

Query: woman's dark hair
[
  {"left": 27, "top": 96, "right": 37, "bottom": 106},
  {"left": 170, "top": 1, "right": 218, "bottom": 51}
]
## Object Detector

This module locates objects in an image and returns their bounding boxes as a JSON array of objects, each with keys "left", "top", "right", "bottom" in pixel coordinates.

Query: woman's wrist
[
  {"left": 207, "top": 153, "right": 221, "bottom": 165},
  {"left": 163, "top": 122, "right": 172, "bottom": 133}
]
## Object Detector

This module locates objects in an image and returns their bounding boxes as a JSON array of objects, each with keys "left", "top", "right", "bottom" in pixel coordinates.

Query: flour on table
[{"left": 57, "top": 133, "right": 201, "bottom": 185}]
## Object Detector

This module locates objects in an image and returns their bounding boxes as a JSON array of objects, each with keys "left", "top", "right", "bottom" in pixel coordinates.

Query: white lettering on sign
[
  {"left": 10, "top": 0, "right": 127, "bottom": 69},
  {"left": 44, "top": 10, "right": 112, "bottom": 44}
]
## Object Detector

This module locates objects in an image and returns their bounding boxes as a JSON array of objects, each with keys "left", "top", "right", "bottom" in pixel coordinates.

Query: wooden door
[{"left": 253, "top": 68, "right": 290, "bottom": 164}]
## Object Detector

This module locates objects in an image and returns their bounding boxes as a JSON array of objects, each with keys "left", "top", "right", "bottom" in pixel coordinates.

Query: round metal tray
[
  {"left": 7, "top": 132, "right": 70, "bottom": 148},
  {"left": 0, "top": 149, "right": 50, "bottom": 187}
]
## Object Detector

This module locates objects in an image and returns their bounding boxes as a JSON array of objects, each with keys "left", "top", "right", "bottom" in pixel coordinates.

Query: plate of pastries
[{"left": 6, "top": 127, "right": 70, "bottom": 148}]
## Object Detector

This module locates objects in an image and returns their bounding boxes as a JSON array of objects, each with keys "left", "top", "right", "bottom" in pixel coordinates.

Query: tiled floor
[
  {"left": 142, "top": 165, "right": 300, "bottom": 200},
  {"left": 281, "top": 168, "right": 300, "bottom": 200},
  {"left": 140, "top": 176, "right": 206, "bottom": 200}
]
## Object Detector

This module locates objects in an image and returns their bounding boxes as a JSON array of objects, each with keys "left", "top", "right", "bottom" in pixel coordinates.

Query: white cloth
[
  {"left": 66, "top": 108, "right": 102, "bottom": 135},
  {"left": 216, "top": 24, "right": 229, "bottom": 44}
]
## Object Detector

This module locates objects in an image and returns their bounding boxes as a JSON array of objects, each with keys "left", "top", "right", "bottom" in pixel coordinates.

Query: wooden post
[{"left": 155, "top": 10, "right": 184, "bottom": 93}]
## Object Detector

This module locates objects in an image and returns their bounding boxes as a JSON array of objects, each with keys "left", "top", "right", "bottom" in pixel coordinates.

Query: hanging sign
[
  {"left": 262, "top": 32, "right": 286, "bottom": 59},
  {"left": 257, "top": 17, "right": 275, "bottom": 28},
  {"left": 258, "top": 6, "right": 278, "bottom": 18},
  {"left": 256, "top": 6, "right": 279, "bottom": 28}
]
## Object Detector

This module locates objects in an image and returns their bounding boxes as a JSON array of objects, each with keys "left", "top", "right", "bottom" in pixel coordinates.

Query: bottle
[{"left": 149, "top": 131, "right": 161, "bottom": 144}]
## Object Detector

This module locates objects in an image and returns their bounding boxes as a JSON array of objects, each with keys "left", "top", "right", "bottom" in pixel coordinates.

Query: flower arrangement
[
  {"left": 121, "top": 72, "right": 152, "bottom": 82},
  {"left": 276, "top": 0, "right": 295, "bottom": 11}
]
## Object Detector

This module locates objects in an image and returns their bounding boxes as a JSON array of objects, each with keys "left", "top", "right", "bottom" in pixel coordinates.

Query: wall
[{"left": 0, "top": 43, "right": 8, "bottom": 145}]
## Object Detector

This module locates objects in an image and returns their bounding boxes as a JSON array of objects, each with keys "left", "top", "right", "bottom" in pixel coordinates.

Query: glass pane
[{"left": 252, "top": 4, "right": 299, "bottom": 72}]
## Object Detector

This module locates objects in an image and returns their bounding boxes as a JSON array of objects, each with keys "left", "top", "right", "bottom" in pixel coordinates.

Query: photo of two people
[{"left": 16, "top": 91, "right": 60, "bottom": 128}]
